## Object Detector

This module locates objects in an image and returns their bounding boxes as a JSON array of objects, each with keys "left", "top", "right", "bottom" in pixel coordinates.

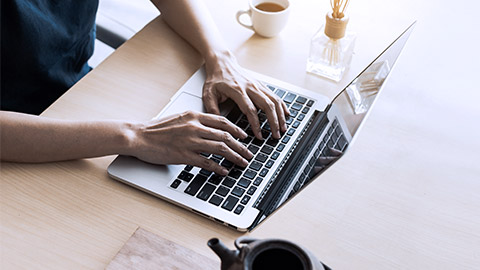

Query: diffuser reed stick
[{"left": 306, "top": 0, "right": 356, "bottom": 81}]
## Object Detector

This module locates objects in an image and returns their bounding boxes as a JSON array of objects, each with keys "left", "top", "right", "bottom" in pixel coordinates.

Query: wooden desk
[{"left": 1, "top": 0, "right": 479, "bottom": 269}]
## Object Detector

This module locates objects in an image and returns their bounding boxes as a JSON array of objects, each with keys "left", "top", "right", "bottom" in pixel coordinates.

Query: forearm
[
  {"left": 0, "top": 111, "right": 134, "bottom": 162},
  {"left": 151, "top": 0, "right": 231, "bottom": 65}
]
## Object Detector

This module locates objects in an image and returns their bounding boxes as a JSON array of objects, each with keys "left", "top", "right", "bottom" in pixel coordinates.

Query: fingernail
[
  {"left": 276, "top": 131, "right": 281, "bottom": 138},
  {"left": 221, "top": 168, "right": 229, "bottom": 175},
  {"left": 283, "top": 123, "right": 287, "bottom": 131}
]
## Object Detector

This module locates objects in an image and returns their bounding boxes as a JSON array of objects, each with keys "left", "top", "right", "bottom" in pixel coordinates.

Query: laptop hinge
[{"left": 249, "top": 108, "right": 330, "bottom": 230}]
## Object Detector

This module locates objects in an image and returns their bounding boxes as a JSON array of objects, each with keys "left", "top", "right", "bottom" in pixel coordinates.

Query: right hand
[{"left": 125, "top": 111, "right": 253, "bottom": 175}]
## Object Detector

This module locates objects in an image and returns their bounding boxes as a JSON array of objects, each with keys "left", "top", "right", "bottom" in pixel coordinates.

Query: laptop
[{"left": 108, "top": 22, "right": 415, "bottom": 231}]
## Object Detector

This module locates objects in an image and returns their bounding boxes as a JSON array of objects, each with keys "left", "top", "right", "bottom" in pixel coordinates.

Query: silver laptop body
[{"left": 108, "top": 23, "right": 414, "bottom": 231}]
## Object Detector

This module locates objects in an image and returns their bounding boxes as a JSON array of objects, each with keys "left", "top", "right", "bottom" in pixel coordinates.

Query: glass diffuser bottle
[{"left": 307, "top": 3, "right": 356, "bottom": 82}]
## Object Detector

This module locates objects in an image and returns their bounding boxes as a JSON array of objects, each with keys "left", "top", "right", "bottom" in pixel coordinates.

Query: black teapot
[{"left": 208, "top": 237, "right": 328, "bottom": 270}]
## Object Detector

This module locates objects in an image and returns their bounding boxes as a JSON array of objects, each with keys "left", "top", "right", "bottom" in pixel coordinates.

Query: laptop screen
[
  {"left": 306, "top": 22, "right": 415, "bottom": 181},
  {"left": 331, "top": 23, "right": 414, "bottom": 140}
]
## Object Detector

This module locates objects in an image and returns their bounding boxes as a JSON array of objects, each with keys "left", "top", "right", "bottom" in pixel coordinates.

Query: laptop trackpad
[
  {"left": 157, "top": 92, "right": 205, "bottom": 119},
  {"left": 157, "top": 92, "right": 235, "bottom": 120}
]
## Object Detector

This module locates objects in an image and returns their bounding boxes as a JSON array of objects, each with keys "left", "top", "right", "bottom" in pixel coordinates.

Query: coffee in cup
[{"left": 236, "top": 0, "right": 290, "bottom": 38}]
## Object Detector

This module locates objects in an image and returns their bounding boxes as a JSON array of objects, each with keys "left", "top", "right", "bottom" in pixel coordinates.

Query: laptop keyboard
[{"left": 169, "top": 84, "right": 315, "bottom": 215}]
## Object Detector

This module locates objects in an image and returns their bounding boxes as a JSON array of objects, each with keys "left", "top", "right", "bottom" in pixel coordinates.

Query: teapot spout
[{"left": 208, "top": 238, "right": 239, "bottom": 268}]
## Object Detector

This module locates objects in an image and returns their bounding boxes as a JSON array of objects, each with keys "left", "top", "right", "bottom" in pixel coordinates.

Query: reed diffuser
[{"left": 306, "top": 0, "right": 356, "bottom": 82}]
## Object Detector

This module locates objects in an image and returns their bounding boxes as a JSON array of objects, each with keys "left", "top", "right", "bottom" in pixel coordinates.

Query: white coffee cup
[{"left": 236, "top": 0, "right": 290, "bottom": 38}]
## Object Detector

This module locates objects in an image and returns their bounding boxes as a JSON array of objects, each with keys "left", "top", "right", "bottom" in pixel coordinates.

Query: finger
[
  {"left": 202, "top": 83, "right": 221, "bottom": 115},
  {"left": 262, "top": 88, "right": 288, "bottom": 134},
  {"left": 226, "top": 91, "right": 262, "bottom": 139},
  {"left": 196, "top": 140, "right": 249, "bottom": 168},
  {"left": 189, "top": 154, "right": 229, "bottom": 175},
  {"left": 198, "top": 113, "right": 247, "bottom": 139},
  {"left": 248, "top": 89, "right": 281, "bottom": 139},
  {"left": 197, "top": 127, "right": 253, "bottom": 160}
]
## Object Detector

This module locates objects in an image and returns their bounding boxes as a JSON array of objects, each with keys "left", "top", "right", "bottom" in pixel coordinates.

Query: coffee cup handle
[{"left": 236, "top": 9, "right": 254, "bottom": 31}]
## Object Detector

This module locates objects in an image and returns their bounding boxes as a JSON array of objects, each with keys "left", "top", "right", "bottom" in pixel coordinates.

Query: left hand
[{"left": 202, "top": 52, "right": 289, "bottom": 140}]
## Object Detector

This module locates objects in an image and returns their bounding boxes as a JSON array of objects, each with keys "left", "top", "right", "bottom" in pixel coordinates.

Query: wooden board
[{"left": 106, "top": 228, "right": 220, "bottom": 270}]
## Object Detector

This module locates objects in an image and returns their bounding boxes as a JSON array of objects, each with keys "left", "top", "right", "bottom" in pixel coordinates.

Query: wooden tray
[{"left": 106, "top": 228, "right": 219, "bottom": 270}]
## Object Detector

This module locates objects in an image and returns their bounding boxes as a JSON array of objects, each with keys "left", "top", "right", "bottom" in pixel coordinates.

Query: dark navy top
[{"left": 1, "top": 0, "right": 99, "bottom": 115}]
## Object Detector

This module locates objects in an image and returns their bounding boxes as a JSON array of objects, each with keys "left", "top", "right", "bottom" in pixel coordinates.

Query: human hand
[
  {"left": 202, "top": 52, "right": 289, "bottom": 140},
  {"left": 125, "top": 111, "right": 253, "bottom": 175}
]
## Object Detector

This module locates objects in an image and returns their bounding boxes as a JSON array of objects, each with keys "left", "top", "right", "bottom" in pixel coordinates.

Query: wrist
[
  {"left": 204, "top": 50, "right": 236, "bottom": 72},
  {"left": 117, "top": 121, "right": 142, "bottom": 156}
]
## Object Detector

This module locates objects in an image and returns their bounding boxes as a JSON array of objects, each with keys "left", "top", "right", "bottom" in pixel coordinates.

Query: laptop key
[
  {"left": 178, "top": 171, "right": 194, "bottom": 182},
  {"left": 266, "top": 138, "right": 279, "bottom": 147},
  {"left": 240, "top": 136, "right": 253, "bottom": 145},
  {"left": 296, "top": 96, "right": 307, "bottom": 104},
  {"left": 222, "top": 177, "right": 236, "bottom": 188},
  {"left": 287, "top": 128, "right": 295, "bottom": 136},
  {"left": 222, "top": 195, "right": 239, "bottom": 211},
  {"left": 261, "top": 129, "right": 270, "bottom": 139},
  {"left": 255, "top": 153, "right": 268, "bottom": 163},
  {"left": 260, "top": 145, "right": 273, "bottom": 155},
  {"left": 234, "top": 205, "right": 244, "bottom": 215},
  {"left": 263, "top": 122, "right": 271, "bottom": 131},
  {"left": 251, "top": 138, "right": 264, "bottom": 147},
  {"left": 275, "top": 88, "right": 286, "bottom": 98},
  {"left": 258, "top": 112, "right": 267, "bottom": 123},
  {"left": 281, "top": 136, "right": 290, "bottom": 144},
  {"left": 289, "top": 109, "right": 298, "bottom": 118},
  {"left": 184, "top": 165, "right": 193, "bottom": 172},
  {"left": 277, "top": 144, "right": 286, "bottom": 152},
  {"left": 209, "top": 174, "right": 224, "bottom": 185},
  {"left": 244, "top": 169, "right": 257, "bottom": 179},
  {"left": 306, "top": 100, "right": 314, "bottom": 107},
  {"left": 241, "top": 195, "right": 251, "bottom": 205},
  {"left": 170, "top": 179, "right": 181, "bottom": 189},
  {"left": 220, "top": 159, "right": 234, "bottom": 169},
  {"left": 199, "top": 169, "right": 212, "bottom": 177},
  {"left": 254, "top": 177, "right": 264, "bottom": 185},
  {"left": 238, "top": 178, "right": 252, "bottom": 188},
  {"left": 248, "top": 144, "right": 260, "bottom": 154},
  {"left": 265, "top": 160, "right": 274, "bottom": 168},
  {"left": 209, "top": 195, "right": 223, "bottom": 206},
  {"left": 232, "top": 186, "right": 245, "bottom": 197},
  {"left": 297, "top": 114, "right": 305, "bottom": 121},
  {"left": 291, "top": 103, "right": 303, "bottom": 111},
  {"left": 283, "top": 93, "right": 297, "bottom": 103},
  {"left": 267, "top": 85, "right": 276, "bottom": 91},
  {"left": 249, "top": 161, "right": 262, "bottom": 171},
  {"left": 259, "top": 168, "right": 269, "bottom": 177},
  {"left": 247, "top": 186, "right": 257, "bottom": 195},
  {"left": 197, "top": 183, "right": 216, "bottom": 201},
  {"left": 184, "top": 174, "right": 208, "bottom": 196},
  {"left": 226, "top": 106, "right": 242, "bottom": 123},
  {"left": 271, "top": 151, "right": 280, "bottom": 160},
  {"left": 292, "top": 121, "right": 300, "bottom": 128},
  {"left": 237, "top": 120, "right": 249, "bottom": 129},
  {"left": 216, "top": 186, "right": 230, "bottom": 197},
  {"left": 229, "top": 169, "right": 243, "bottom": 179}
]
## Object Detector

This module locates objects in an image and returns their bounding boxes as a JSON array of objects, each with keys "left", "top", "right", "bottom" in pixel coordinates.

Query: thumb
[{"left": 202, "top": 84, "right": 221, "bottom": 115}]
